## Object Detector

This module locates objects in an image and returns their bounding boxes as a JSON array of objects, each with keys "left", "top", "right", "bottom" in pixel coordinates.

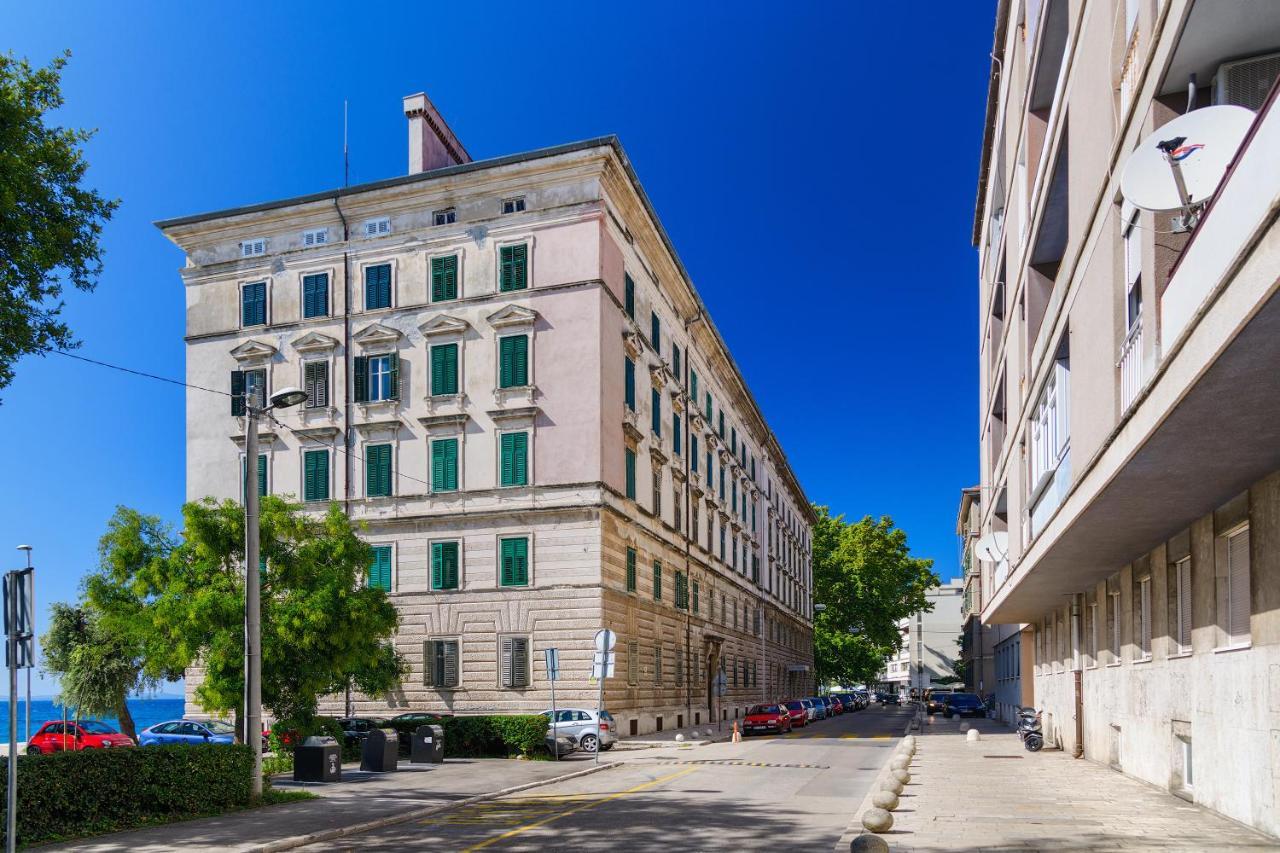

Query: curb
[
  {"left": 833, "top": 710, "right": 917, "bottom": 853},
  {"left": 255, "top": 760, "right": 621, "bottom": 852}
]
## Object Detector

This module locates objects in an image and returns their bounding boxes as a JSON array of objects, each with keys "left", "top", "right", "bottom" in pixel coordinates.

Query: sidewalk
[
  {"left": 41, "top": 754, "right": 619, "bottom": 852},
  {"left": 849, "top": 715, "right": 1280, "bottom": 852},
  {"left": 613, "top": 720, "right": 737, "bottom": 750}
]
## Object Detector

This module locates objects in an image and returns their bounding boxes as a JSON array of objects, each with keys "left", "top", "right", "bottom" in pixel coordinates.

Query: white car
[{"left": 540, "top": 708, "right": 617, "bottom": 752}]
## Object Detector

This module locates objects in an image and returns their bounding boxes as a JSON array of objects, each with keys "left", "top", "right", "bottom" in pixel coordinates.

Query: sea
[{"left": 0, "top": 697, "right": 186, "bottom": 744}]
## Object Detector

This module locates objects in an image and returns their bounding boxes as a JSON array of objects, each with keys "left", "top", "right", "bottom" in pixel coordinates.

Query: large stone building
[
  {"left": 158, "top": 93, "right": 815, "bottom": 736},
  {"left": 973, "top": 0, "right": 1280, "bottom": 835}
]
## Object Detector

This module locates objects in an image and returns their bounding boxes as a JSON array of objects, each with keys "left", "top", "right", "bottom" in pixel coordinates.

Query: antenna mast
[{"left": 343, "top": 100, "right": 349, "bottom": 187}]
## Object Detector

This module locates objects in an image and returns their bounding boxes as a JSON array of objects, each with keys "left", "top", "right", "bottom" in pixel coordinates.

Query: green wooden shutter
[
  {"left": 500, "top": 244, "right": 528, "bottom": 292},
  {"left": 625, "top": 448, "right": 636, "bottom": 499},
  {"left": 500, "top": 537, "right": 528, "bottom": 586},
  {"left": 651, "top": 389, "right": 661, "bottom": 435},
  {"left": 650, "top": 312, "right": 660, "bottom": 353},
  {"left": 626, "top": 547, "right": 636, "bottom": 592},
  {"left": 303, "top": 273, "right": 328, "bottom": 318},
  {"left": 653, "top": 561, "right": 662, "bottom": 601},
  {"left": 432, "top": 439, "right": 458, "bottom": 491},
  {"left": 511, "top": 637, "right": 529, "bottom": 687},
  {"left": 501, "top": 433, "right": 528, "bottom": 487},
  {"left": 431, "top": 344, "right": 458, "bottom": 395},
  {"left": 366, "top": 264, "right": 391, "bottom": 309},
  {"left": 431, "top": 542, "right": 459, "bottom": 590},
  {"left": 498, "top": 336, "right": 528, "bottom": 388},
  {"left": 691, "top": 436, "right": 699, "bottom": 472},
  {"left": 431, "top": 255, "right": 458, "bottom": 301},
  {"left": 257, "top": 454, "right": 267, "bottom": 497},
  {"left": 624, "top": 273, "right": 635, "bottom": 318},
  {"left": 304, "top": 450, "right": 329, "bottom": 501},
  {"left": 367, "top": 444, "right": 391, "bottom": 497},
  {"left": 369, "top": 545, "right": 392, "bottom": 591},
  {"left": 387, "top": 353, "right": 400, "bottom": 400},
  {"left": 353, "top": 356, "right": 369, "bottom": 403},
  {"left": 242, "top": 282, "right": 266, "bottom": 326},
  {"left": 231, "top": 370, "right": 245, "bottom": 416},
  {"left": 624, "top": 357, "right": 635, "bottom": 410},
  {"left": 673, "top": 413, "right": 682, "bottom": 455}
]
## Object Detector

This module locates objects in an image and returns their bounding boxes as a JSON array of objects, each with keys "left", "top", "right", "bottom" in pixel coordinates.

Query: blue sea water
[{"left": 0, "top": 697, "right": 187, "bottom": 744}]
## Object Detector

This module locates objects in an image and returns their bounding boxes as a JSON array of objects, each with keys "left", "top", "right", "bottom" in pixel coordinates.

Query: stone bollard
[
  {"left": 880, "top": 778, "right": 904, "bottom": 795},
  {"left": 675, "top": 734, "right": 685, "bottom": 743},
  {"left": 967, "top": 728, "right": 981, "bottom": 743},
  {"left": 959, "top": 721, "right": 970, "bottom": 732},
  {"left": 861, "top": 807, "right": 894, "bottom": 833},
  {"left": 890, "top": 757, "right": 909, "bottom": 771},
  {"left": 903, "top": 735, "right": 916, "bottom": 749},
  {"left": 892, "top": 768, "right": 911, "bottom": 785},
  {"left": 850, "top": 833, "right": 890, "bottom": 853},
  {"left": 871, "top": 789, "right": 900, "bottom": 810}
]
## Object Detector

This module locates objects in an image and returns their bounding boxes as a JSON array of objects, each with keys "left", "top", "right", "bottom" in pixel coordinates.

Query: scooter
[{"left": 1016, "top": 707, "right": 1044, "bottom": 752}]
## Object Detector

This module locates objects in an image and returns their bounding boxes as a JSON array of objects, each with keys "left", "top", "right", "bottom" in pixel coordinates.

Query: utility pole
[{"left": 244, "top": 406, "right": 263, "bottom": 799}]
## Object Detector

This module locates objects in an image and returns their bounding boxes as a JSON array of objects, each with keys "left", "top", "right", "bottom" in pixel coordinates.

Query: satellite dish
[
  {"left": 1120, "top": 105, "right": 1254, "bottom": 217},
  {"left": 973, "top": 531, "right": 1009, "bottom": 563}
]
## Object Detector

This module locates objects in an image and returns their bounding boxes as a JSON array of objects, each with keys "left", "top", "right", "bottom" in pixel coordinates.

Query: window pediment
[
  {"left": 487, "top": 304, "right": 538, "bottom": 330},
  {"left": 292, "top": 331, "right": 339, "bottom": 354},
  {"left": 488, "top": 405, "right": 539, "bottom": 428},
  {"left": 419, "top": 314, "right": 471, "bottom": 338},
  {"left": 230, "top": 339, "right": 278, "bottom": 364},
  {"left": 353, "top": 418, "right": 403, "bottom": 438},
  {"left": 353, "top": 322, "right": 403, "bottom": 348}
]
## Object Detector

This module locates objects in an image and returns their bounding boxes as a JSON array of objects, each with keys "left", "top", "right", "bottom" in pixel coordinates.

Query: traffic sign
[
  {"left": 591, "top": 651, "right": 615, "bottom": 679},
  {"left": 545, "top": 648, "right": 560, "bottom": 681},
  {"left": 594, "top": 629, "right": 616, "bottom": 652}
]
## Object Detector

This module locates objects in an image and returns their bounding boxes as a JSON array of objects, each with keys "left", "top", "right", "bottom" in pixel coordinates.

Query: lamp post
[{"left": 243, "top": 386, "right": 306, "bottom": 798}]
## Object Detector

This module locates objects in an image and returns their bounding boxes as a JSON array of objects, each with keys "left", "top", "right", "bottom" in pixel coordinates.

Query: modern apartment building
[
  {"left": 158, "top": 93, "right": 815, "bottom": 736},
  {"left": 973, "top": 0, "right": 1280, "bottom": 834},
  {"left": 878, "top": 579, "right": 964, "bottom": 693}
]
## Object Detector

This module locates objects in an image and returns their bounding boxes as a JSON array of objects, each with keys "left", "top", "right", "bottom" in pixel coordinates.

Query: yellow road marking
[
  {"left": 462, "top": 766, "right": 698, "bottom": 851},
  {"left": 872, "top": 735, "right": 891, "bottom": 740}
]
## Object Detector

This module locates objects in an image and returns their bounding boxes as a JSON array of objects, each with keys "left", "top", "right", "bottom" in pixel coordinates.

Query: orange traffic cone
[{"left": 731, "top": 722, "right": 741, "bottom": 743}]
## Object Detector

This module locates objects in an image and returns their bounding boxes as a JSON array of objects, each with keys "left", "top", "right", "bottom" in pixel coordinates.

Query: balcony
[{"left": 1118, "top": 318, "right": 1145, "bottom": 412}]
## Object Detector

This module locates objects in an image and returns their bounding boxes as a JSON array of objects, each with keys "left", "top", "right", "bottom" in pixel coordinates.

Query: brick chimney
[{"left": 403, "top": 92, "right": 470, "bottom": 174}]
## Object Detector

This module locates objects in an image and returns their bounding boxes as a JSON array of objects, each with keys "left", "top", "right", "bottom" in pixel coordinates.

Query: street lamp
[{"left": 243, "top": 386, "right": 305, "bottom": 798}]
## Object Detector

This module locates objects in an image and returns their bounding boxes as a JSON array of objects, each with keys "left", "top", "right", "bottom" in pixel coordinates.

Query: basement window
[{"left": 502, "top": 197, "right": 526, "bottom": 215}]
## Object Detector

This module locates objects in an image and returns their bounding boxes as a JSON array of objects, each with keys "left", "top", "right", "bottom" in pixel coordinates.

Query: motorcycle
[{"left": 1016, "top": 707, "right": 1044, "bottom": 752}]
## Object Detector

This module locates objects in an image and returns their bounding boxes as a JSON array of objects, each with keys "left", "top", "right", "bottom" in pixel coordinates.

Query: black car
[
  {"left": 337, "top": 716, "right": 389, "bottom": 749},
  {"left": 942, "top": 692, "right": 985, "bottom": 719},
  {"left": 882, "top": 693, "right": 901, "bottom": 706}
]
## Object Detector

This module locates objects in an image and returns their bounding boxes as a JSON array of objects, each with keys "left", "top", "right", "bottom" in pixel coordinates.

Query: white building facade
[{"left": 879, "top": 579, "right": 964, "bottom": 692}]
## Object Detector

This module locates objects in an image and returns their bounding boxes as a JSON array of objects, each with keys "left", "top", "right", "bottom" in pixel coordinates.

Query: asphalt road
[{"left": 307, "top": 704, "right": 914, "bottom": 852}]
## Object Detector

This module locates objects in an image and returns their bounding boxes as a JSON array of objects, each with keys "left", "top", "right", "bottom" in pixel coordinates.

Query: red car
[
  {"left": 782, "top": 700, "right": 809, "bottom": 728},
  {"left": 27, "top": 720, "right": 134, "bottom": 754},
  {"left": 743, "top": 703, "right": 793, "bottom": 736},
  {"left": 829, "top": 696, "right": 845, "bottom": 715}
]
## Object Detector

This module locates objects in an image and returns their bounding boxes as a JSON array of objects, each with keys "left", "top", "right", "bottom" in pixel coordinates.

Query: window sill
[
  {"left": 1167, "top": 650, "right": 1193, "bottom": 660},
  {"left": 1133, "top": 655, "right": 1152, "bottom": 665},
  {"left": 1214, "top": 643, "right": 1252, "bottom": 655},
  {"left": 1106, "top": 662, "right": 1123, "bottom": 668}
]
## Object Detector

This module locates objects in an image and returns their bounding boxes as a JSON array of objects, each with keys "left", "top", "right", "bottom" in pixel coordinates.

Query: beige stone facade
[
  {"left": 159, "top": 94, "right": 814, "bottom": 736},
  {"left": 973, "top": 0, "right": 1280, "bottom": 836}
]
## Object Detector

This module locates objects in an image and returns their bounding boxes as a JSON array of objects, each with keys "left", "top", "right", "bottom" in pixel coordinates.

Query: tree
[
  {"left": 811, "top": 507, "right": 940, "bottom": 688},
  {"left": 87, "top": 498, "right": 406, "bottom": 736},
  {"left": 0, "top": 51, "right": 118, "bottom": 395}
]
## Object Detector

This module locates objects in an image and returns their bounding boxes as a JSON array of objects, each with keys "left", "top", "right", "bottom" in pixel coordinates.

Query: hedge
[
  {"left": 386, "top": 715, "right": 548, "bottom": 759},
  {"left": 0, "top": 744, "right": 253, "bottom": 846}
]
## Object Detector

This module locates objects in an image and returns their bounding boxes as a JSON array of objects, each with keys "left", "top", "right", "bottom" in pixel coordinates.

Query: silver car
[{"left": 541, "top": 708, "right": 617, "bottom": 752}]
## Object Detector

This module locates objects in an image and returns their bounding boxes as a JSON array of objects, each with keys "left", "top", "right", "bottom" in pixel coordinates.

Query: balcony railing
[{"left": 1118, "top": 318, "right": 1144, "bottom": 412}]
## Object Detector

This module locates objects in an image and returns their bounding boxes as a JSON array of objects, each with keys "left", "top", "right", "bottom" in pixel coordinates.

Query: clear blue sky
[{"left": 5, "top": 1, "right": 992, "bottom": 694}]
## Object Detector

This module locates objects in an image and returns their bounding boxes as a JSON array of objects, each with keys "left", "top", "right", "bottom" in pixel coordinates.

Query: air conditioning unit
[{"left": 1214, "top": 51, "right": 1280, "bottom": 111}]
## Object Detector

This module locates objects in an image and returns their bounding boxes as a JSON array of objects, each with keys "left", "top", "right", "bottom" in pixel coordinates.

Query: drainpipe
[
  {"left": 1070, "top": 593, "right": 1084, "bottom": 759},
  {"left": 683, "top": 309, "right": 704, "bottom": 727}
]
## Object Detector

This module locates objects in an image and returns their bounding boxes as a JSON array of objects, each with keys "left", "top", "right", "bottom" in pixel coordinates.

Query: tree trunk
[{"left": 117, "top": 700, "right": 137, "bottom": 742}]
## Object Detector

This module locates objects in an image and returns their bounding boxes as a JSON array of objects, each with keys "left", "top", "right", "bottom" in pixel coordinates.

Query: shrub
[
  {"left": 1, "top": 744, "right": 252, "bottom": 845},
  {"left": 386, "top": 715, "right": 548, "bottom": 759}
]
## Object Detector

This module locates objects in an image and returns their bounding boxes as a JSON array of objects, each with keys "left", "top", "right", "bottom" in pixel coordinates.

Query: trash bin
[
  {"left": 361, "top": 727, "right": 399, "bottom": 772},
  {"left": 411, "top": 724, "right": 445, "bottom": 764},
  {"left": 293, "top": 735, "right": 342, "bottom": 783}
]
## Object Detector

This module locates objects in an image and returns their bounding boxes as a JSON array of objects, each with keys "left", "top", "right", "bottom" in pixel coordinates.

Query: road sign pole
[
  {"left": 7, "top": 572, "right": 19, "bottom": 853},
  {"left": 595, "top": 664, "right": 604, "bottom": 765},
  {"left": 546, "top": 648, "right": 559, "bottom": 761}
]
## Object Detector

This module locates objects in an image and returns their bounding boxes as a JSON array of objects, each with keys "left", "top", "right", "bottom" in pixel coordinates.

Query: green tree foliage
[
  {"left": 0, "top": 51, "right": 118, "bottom": 394},
  {"left": 83, "top": 498, "right": 406, "bottom": 736},
  {"left": 811, "top": 507, "right": 940, "bottom": 688}
]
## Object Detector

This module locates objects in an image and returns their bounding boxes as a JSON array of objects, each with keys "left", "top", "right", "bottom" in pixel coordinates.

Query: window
[
  {"left": 1087, "top": 602, "right": 1099, "bottom": 665},
  {"left": 691, "top": 435, "right": 699, "bottom": 472},
  {"left": 626, "top": 547, "right": 637, "bottom": 592},
  {"left": 676, "top": 645, "right": 684, "bottom": 685},
  {"left": 303, "top": 449, "right": 329, "bottom": 501},
  {"left": 502, "top": 197, "right": 526, "bottom": 215},
  {"left": 241, "top": 282, "right": 267, "bottom": 327},
  {"left": 675, "top": 571, "right": 688, "bottom": 610},
  {"left": 431, "top": 542, "right": 460, "bottom": 590},
  {"left": 652, "top": 469, "right": 661, "bottom": 517},
  {"left": 1124, "top": 210, "right": 1142, "bottom": 332},
  {"left": 673, "top": 345, "right": 681, "bottom": 379},
  {"left": 673, "top": 413, "right": 682, "bottom": 455},
  {"left": 693, "top": 581, "right": 700, "bottom": 614},
  {"left": 302, "top": 228, "right": 327, "bottom": 247},
  {"left": 500, "top": 432, "right": 529, "bottom": 487},
  {"left": 624, "top": 273, "right": 635, "bottom": 319},
  {"left": 691, "top": 501, "right": 699, "bottom": 540},
  {"left": 650, "top": 312, "right": 661, "bottom": 354},
  {"left": 431, "top": 255, "right": 459, "bottom": 302},
  {"left": 499, "top": 335, "right": 529, "bottom": 387},
  {"left": 433, "top": 208, "right": 456, "bottom": 226},
  {"left": 500, "top": 537, "right": 529, "bottom": 587},
  {"left": 499, "top": 244, "right": 528, "bottom": 291},
  {"left": 718, "top": 411, "right": 725, "bottom": 438},
  {"left": 625, "top": 448, "right": 636, "bottom": 499},
  {"left": 1029, "top": 361, "right": 1069, "bottom": 491},
  {"left": 431, "top": 438, "right": 459, "bottom": 492},
  {"left": 627, "top": 640, "right": 639, "bottom": 685},
  {"left": 1137, "top": 576, "right": 1152, "bottom": 659},
  {"left": 651, "top": 388, "right": 661, "bottom": 436},
  {"left": 361, "top": 354, "right": 399, "bottom": 402},
  {"left": 431, "top": 343, "right": 459, "bottom": 395},
  {"left": 240, "top": 237, "right": 267, "bottom": 257},
  {"left": 231, "top": 368, "right": 267, "bottom": 415},
  {"left": 730, "top": 427, "right": 737, "bottom": 455},
  {"left": 363, "top": 217, "right": 390, "bottom": 237},
  {"left": 500, "top": 636, "right": 530, "bottom": 688},
  {"left": 690, "top": 369, "right": 698, "bottom": 403},
  {"left": 719, "top": 466, "right": 725, "bottom": 501},
  {"left": 365, "top": 444, "right": 393, "bottom": 497},
  {"left": 1225, "top": 525, "right": 1251, "bottom": 647},
  {"left": 302, "top": 273, "right": 329, "bottom": 318},
  {"left": 624, "top": 357, "right": 636, "bottom": 411},
  {"left": 368, "top": 545, "right": 392, "bottom": 591},
  {"left": 304, "top": 361, "right": 329, "bottom": 408},
  {"left": 241, "top": 453, "right": 267, "bottom": 500},
  {"left": 1174, "top": 557, "right": 1192, "bottom": 653},
  {"left": 652, "top": 561, "right": 662, "bottom": 601},
  {"left": 1109, "top": 591, "right": 1121, "bottom": 662},
  {"left": 705, "top": 391, "right": 712, "bottom": 420},
  {"left": 365, "top": 263, "right": 392, "bottom": 310},
  {"left": 425, "top": 639, "right": 459, "bottom": 688},
  {"left": 654, "top": 646, "right": 663, "bottom": 683}
]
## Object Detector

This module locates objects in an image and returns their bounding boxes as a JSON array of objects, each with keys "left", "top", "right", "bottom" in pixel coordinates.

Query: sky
[{"left": 4, "top": 1, "right": 993, "bottom": 695}]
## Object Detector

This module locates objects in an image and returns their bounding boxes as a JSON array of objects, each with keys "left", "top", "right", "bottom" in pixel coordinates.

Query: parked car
[
  {"left": 336, "top": 717, "right": 390, "bottom": 749},
  {"left": 28, "top": 720, "right": 134, "bottom": 753},
  {"left": 942, "top": 692, "right": 986, "bottom": 719},
  {"left": 828, "top": 696, "right": 845, "bottom": 715},
  {"left": 925, "top": 689, "right": 956, "bottom": 714},
  {"left": 743, "top": 704, "right": 793, "bottom": 736},
  {"left": 783, "top": 700, "right": 809, "bottom": 727},
  {"left": 139, "top": 719, "right": 235, "bottom": 747},
  {"left": 838, "top": 693, "right": 860, "bottom": 712},
  {"left": 807, "top": 698, "right": 828, "bottom": 721},
  {"left": 881, "top": 692, "right": 901, "bottom": 706},
  {"left": 540, "top": 708, "right": 616, "bottom": 753},
  {"left": 545, "top": 733, "right": 577, "bottom": 758}
]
